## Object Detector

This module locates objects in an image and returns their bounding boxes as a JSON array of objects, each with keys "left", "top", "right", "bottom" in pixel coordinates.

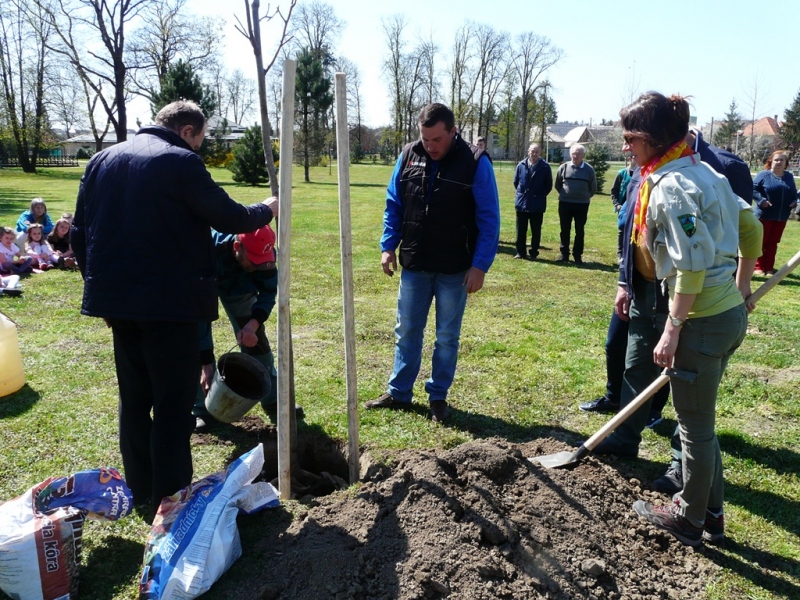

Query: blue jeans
[{"left": 387, "top": 269, "right": 469, "bottom": 403}]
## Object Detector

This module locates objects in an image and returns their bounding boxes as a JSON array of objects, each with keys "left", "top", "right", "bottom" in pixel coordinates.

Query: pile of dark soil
[{"left": 218, "top": 432, "right": 719, "bottom": 599}]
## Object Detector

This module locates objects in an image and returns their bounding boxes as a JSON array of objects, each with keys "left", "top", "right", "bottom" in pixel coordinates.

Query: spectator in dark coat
[
  {"left": 513, "top": 143, "right": 553, "bottom": 259},
  {"left": 73, "top": 100, "right": 277, "bottom": 512}
]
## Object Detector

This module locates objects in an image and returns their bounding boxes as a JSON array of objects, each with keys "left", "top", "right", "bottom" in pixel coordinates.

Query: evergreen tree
[
  {"left": 150, "top": 59, "right": 217, "bottom": 118},
  {"left": 780, "top": 89, "right": 800, "bottom": 147},
  {"left": 585, "top": 144, "right": 610, "bottom": 193},
  {"left": 228, "top": 125, "right": 276, "bottom": 186},
  {"left": 713, "top": 99, "right": 744, "bottom": 150},
  {"left": 295, "top": 47, "right": 334, "bottom": 182}
]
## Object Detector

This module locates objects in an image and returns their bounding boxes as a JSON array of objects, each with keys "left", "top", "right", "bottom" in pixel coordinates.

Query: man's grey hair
[
  {"left": 155, "top": 100, "right": 206, "bottom": 135},
  {"left": 528, "top": 143, "right": 541, "bottom": 153},
  {"left": 571, "top": 144, "right": 586, "bottom": 155}
]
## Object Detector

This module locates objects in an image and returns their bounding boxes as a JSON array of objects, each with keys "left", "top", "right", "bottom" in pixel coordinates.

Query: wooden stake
[
  {"left": 334, "top": 72, "right": 360, "bottom": 484},
  {"left": 277, "top": 58, "right": 296, "bottom": 500}
]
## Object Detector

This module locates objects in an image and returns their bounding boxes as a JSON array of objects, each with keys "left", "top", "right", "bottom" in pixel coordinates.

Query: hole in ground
[{"left": 193, "top": 415, "right": 353, "bottom": 502}]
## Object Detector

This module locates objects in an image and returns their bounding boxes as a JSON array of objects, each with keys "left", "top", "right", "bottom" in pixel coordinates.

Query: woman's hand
[{"left": 654, "top": 325, "right": 681, "bottom": 368}]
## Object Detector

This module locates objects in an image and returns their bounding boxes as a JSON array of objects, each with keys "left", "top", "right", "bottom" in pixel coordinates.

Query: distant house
[
  {"left": 742, "top": 115, "right": 781, "bottom": 138},
  {"left": 60, "top": 130, "right": 137, "bottom": 157},
  {"left": 59, "top": 117, "right": 262, "bottom": 157}
]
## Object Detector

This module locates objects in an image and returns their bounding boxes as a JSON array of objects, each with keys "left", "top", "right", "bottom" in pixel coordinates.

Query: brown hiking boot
[{"left": 365, "top": 393, "right": 411, "bottom": 410}]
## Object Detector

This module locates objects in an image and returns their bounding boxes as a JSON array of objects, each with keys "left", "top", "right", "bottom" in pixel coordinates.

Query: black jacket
[
  {"left": 398, "top": 136, "right": 483, "bottom": 273},
  {"left": 73, "top": 125, "right": 273, "bottom": 322}
]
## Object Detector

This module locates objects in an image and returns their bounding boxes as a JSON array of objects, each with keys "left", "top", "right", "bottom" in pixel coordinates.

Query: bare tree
[
  {"left": 265, "top": 61, "right": 284, "bottom": 133},
  {"left": 446, "top": 23, "right": 477, "bottom": 132},
  {"left": 291, "top": 0, "right": 342, "bottom": 63},
  {"left": 416, "top": 33, "right": 438, "bottom": 106},
  {"left": 336, "top": 56, "right": 362, "bottom": 145},
  {"left": 128, "top": 0, "right": 224, "bottom": 102},
  {"left": 46, "top": 61, "right": 88, "bottom": 137},
  {"left": 473, "top": 24, "right": 508, "bottom": 141},
  {"left": 35, "top": 0, "right": 149, "bottom": 144},
  {"left": 512, "top": 31, "right": 563, "bottom": 156},
  {"left": 0, "top": 0, "right": 52, "bottom": 171},
  {"left": 235, "top": 0, "right": 296, "bottom": 196},
  {"left": 620, "top": 60, "right": 641, "bottom": 109},
  {"left": 381, "top": 14, "right": 408, "bottom": 155},
  {"left": 742, "top": 74, "right": 768, "bottom": 169},
  {"left": 224, "top": 69, "right": 257, "bottom": 125}
]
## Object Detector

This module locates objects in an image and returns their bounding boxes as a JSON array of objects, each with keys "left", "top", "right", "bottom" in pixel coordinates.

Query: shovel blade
[{"left": 529, "top": 450, "right": 580, "bottom": 469}]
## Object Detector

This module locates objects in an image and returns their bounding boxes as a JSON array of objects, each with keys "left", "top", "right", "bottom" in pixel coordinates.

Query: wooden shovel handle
[
  {"left": 747, "top": 249, "right": 800, "bottom": 304},
  {"left": 584, "top": 374, "right": 670, "bottom": 452}
]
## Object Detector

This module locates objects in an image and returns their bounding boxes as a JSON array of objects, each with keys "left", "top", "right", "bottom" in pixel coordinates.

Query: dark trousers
[
  {"left": 604, "top": 310, "right": 670, "bottom": 414},
  {"left": 558, "top": 201, "right": 589, "bottom": 259},
  {"left": 515, "top": 211, "right": 544, "bottom": 258},
  {"left": 110, "top": 319, "right": 199, "bottom": 508},
  {"left": 607, "top": 274, "right": 670, "bottom": 451}
]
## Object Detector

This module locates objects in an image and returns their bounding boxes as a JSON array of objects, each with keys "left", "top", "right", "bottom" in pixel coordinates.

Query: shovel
[{"left": 530, "top": 248, "right": 800, "bottom": 469}]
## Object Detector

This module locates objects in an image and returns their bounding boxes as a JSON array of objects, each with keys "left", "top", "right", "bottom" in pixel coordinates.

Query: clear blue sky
[{"left": 154, "top": 0, "right": 798, "bottom": 129}]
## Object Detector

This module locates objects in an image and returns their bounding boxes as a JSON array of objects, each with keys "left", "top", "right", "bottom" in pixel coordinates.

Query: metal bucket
[{"left": 205, "top": 352, "right": 271, "bottom": 423}]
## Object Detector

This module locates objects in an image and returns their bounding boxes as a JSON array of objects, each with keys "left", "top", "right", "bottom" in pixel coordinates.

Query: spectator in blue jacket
[
  {"left": 513, "top": 144, "right": 553, "bottom": 259},
  {"left": 753, "top": 150, "right": 798, "bottom": 275},
  {"left": 73, "top": 100, "right": 276, "bottom": 513},
  {"left": 15, "top": 198, "right": 54, "bottom": 246}
]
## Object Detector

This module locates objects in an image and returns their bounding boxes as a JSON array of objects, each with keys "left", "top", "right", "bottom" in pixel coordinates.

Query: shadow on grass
[
  {"left": 80, "top": 536, "right": 144, "bottom": 599},
  {"left": 704, "top": 540, "right": 800, "bottom": 598},
  {"left": 752, "top": 271, "right": 800, "bottom": 289},
  {"left": 0, "top": 384, "right": 41, "bottom": 418},
  {"left": 496, "top": 239, "right": 617, "bottom": 272},
  {"left": 718, "top": 430, "right": 800, "bottom": 479}
]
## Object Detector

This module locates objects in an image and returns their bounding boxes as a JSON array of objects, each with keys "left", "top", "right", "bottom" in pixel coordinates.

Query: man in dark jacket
[
  {"left": 365, "top": 103, "right": 500, "bottom": 423},
  {"left": 513, "top": 143, "right": 553, "bottom": 259},
  {"left": 72, "top": 101, "right": 276, "bottom": 511}
]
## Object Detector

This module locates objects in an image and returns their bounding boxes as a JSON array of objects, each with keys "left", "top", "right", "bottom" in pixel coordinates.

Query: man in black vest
[{"left": 365, "top": 103, "right": 500, "bottom": 423}]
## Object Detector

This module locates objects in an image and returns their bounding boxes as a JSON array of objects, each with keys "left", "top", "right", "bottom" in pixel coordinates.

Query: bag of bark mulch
[
  {"left": 139, "top": 444, "right": 279, "bottom": 600},
  {"left": 0, "top": 467, "right": 133, "bottom": 600}
]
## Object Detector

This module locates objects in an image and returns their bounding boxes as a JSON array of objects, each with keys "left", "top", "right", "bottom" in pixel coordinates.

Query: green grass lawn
[{"left": 1, "top": 160, "right": 799, "bottom": 599}]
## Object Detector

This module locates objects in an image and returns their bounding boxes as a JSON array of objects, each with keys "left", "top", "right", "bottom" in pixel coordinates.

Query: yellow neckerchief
[{"left": 631, "top": 140, "right": 694, "bottom": 246}]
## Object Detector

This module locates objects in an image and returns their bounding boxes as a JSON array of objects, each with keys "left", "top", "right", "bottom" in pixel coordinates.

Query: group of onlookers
[
  {"left": 0, "top": 199, "right": 76, "bottom": 296},
  {"left": 513, "top": 142, "right": 797, "bottom": 272}
]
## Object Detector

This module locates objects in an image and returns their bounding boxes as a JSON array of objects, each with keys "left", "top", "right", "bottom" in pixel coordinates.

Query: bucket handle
[
  {"left": 217, "top": 336, "right": 272, "bottom": 381},
  {"left": 217, "top": 344, "right": 240, "bottom": 382}
]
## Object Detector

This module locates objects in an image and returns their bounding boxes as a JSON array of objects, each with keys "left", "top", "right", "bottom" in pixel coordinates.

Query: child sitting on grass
[
  {"left": 15, "top": 197, "right": 54, "bottom": 245},
  {"left": 48, "top": 218, "right": 77, "bottom": 268},
  {"left": 25, "top": 223, "right": 56, "bottom": 270},
  {"left": 1, "top": 226, "right": 33, "bottom": 274}
]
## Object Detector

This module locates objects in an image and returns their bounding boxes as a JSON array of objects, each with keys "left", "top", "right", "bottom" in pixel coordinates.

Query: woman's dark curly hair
[{"left": 620, "top": 92, "right": 691, "bottom": 155}]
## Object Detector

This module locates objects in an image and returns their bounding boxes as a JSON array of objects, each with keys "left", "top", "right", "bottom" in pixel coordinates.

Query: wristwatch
[{"left": 668, "top": 314, "right": 685, "bottom": 328}]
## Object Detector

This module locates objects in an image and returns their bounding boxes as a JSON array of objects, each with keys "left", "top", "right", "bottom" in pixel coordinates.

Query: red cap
[{"left": 239, "top": 225, "right": 276, "bottom": 265}]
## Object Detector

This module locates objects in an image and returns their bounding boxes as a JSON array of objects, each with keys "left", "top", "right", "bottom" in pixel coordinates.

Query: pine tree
[
  {"left": 585, "top": 144, "right": 610, "bottom": 193},
  {"left": 295, "top": 47, "right": 334, "bottom": 182},
  {"left": 780, "top": 89, "right": 800, "bottom": 147},
  {"left": 228, "top": 125, "right": 276, "bottom": 186},
  {"left": 713, "top": 99, "right": 744, "bottom": 150},
  {"left": 150, "top": 59, "right": 217, "bottom": 118}
]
